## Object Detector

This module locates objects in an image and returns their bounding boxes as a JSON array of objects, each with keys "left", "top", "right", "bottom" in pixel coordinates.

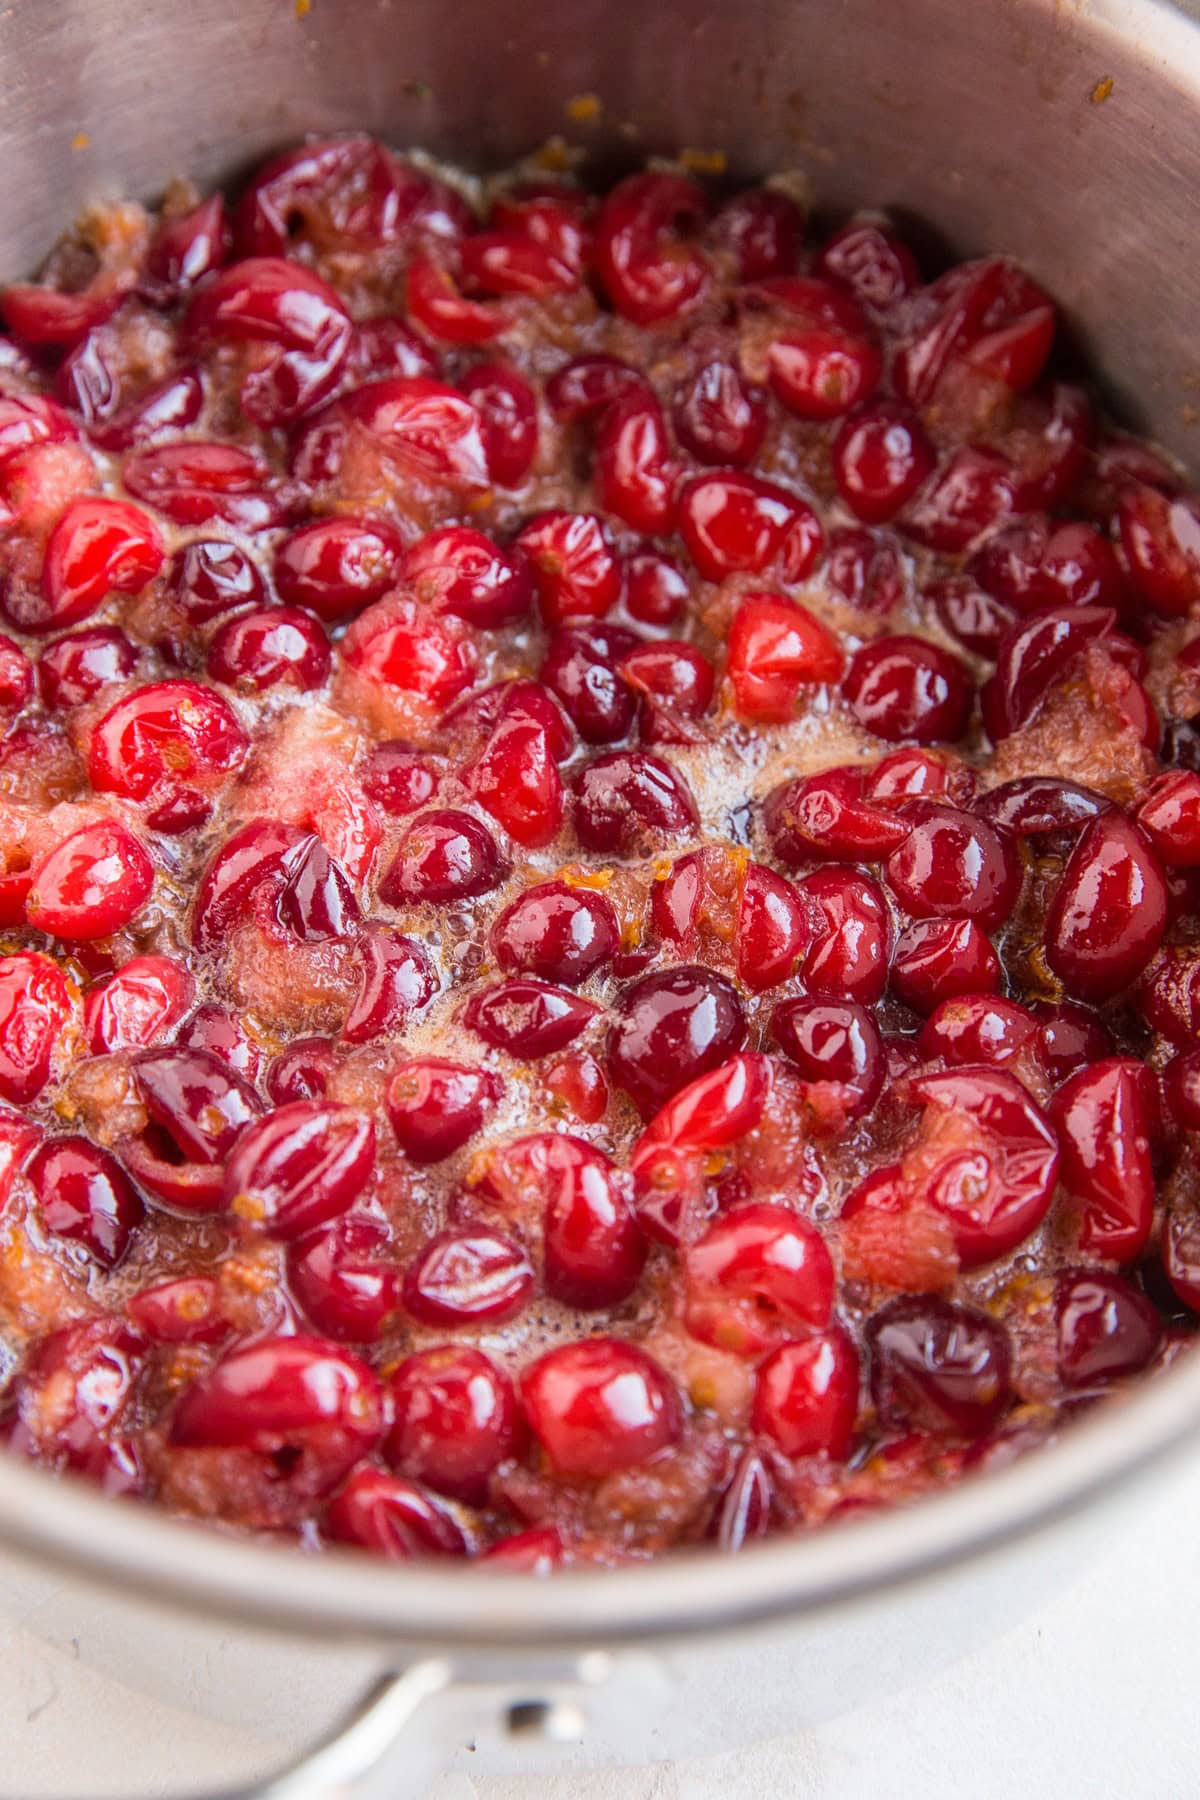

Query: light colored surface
[{"left": 3, "top": 1447, "right": 1197, "bottom": 1800}]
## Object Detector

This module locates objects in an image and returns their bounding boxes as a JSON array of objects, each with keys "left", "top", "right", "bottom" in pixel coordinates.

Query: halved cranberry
[
  {"left": 85, "top": 954, "right": 195, "bottom": 1054},
  {"left": 458, "top": 361, "right": 539, "bottom": 488},
  {"left": 465, "top": 979, "right": 599, "bottom": 1058},
  {"left": 28, "top": 1137, "right": 142, "bottom": 1268},
  {"left": 0, "top": 952, "right": 73, "bottom": 1104},
  {"left": 88, "top": 680, "right": 247, "bottom": 805},
  {"left": 844, "top": 636, "right": 972, "bottom": 744},
  {"left": 1051, "top": 1059, "right": 1156, "bottom": 1261},
  {"left": 772, "top": 1000, "right": 884, "bottom": 1113},
  {"left": 832, "top": 403, "right": 935, "bottom": 523},
  {"left": 123, "top": 441, "right": 282, "bottom": 531},
  {"left": 1136, "top": 772, "right": 1200, "bottom": 867},
  {"left": 341, "top": 928, "right": 436, "bottom": 1044},
  {"left": 360, "top": 742, "right": 441, "bottom": 816},
  {"left": 982, "top": 606, "right": 1115, "bottom": 739},
  {"left": 1056, "top": 1269, "right": 1163, "bottom": 1386},
  {"left": 402, "top": 526, "right": 532, "bottom": 628},
  {"left": 726, "top": 592, "right": 842, "bottom": 723},
  {"left": 288, "top": 1212, "right": 402, "bottom": 1343},
  {"left": 208, "top": 607, "right": 331, "bottom": 694},
  {"left": 127, "top": 1276, "right": 227, "bottom": 1345},
  {"left": 751, "top": 275, "right": 881, "bottom": 418},
  {"left": 685, "top": 1202, "right": 834, "bottom": 1356},
  {"left": 491, "top": 880, "right": 619, "bottom": 986},
  {"left": 167, "top": 538, "right": 265, "bottom": 624},
  {"left": 594, "top": 389, "right": 680, "bottom": 535},
  {"left": 974, "top": 776, "right": 1110, "bottom": 840},
  {"left": 38, "top": 626, "right": 137, "bottom": 710},
  {"left": 380, "top": 808, "right": 504, "bottom": 904},
  {"left": 574, "top": 751, "right": 698, "bottom": 854},
  {"left": 1043, "top": 813, "right": 1167, "bottom": 999},
  {"left": 886, "top": 805, "right": 1019, "bottom": 929},
  {"left": 25, "top": 819, "right": 154, "bottom": 941},
  {"left": 735, "top": 863, "right": 806, "bottom": 991},
  {"left": 625, "top": 551, "right": 688, "bottom": 626},
  {"left": 515, "top": 511, "right": 621, "bottom": 625},
  {"left": 674, "top": 359, "right": 767, "bottom": 466},
  {"left": 918, "top": 995, "right": 1039, "bottom": 1068},
  {"left": 386, "top": 1346, "right": 519, "bottom": 1504},
  {"left": 386, "top": 1059, "right": 502, "bottom": 1162},
  {"left": 273, "top": 516, "right": 405, "bottom": 622},
  {"left": 521, "top": 1338, "right": 682, "bottom": 1476},
  {"left": 679, "top": 472, "right": 822, "bottom": 582},
  {"left": 540, "top": 624, "right": 639, "bottom": 745},
  {"left": 469, "top": 716, "right": 564, "bottom": 848},
  {"left": 867, "top": 1297, "right": 1012, "bottom": 1436},
  {"left": 1117, "top": 486, "right": 1200, "bottom": 617},
  {"left": 191, "top": 820, "right": 307, "bottom": 953},
  {"left": 711, "top": 187, "right": 804, "bottom": 279},
  {"left": 890, "top": 918, "right": 1000, "bottom": 1013},
  {"left": 762, "top": 766, "right": 911, "bottom": 865},
  {"left": 36, "top": 497, "right": 163, "bottom": 633},
  {"left": 540, "top": 1136, "right": 646, "bottom": 1308},
  {"left": 594, "top": 172, "right": 709, "bottom": 324},
  {"left": 267, "top": 1037, "right": 338, "bottom": 1106},
  {"left": 797, "top": 867, "right": 890, "bottom": 1003},
  {"left": 752, "top": 1330, "right": 859, "bottom": 1460},
  {"left": 404, "top": 1228, "right": 533, "bottom": 1325},
  {"left": 815, "top": 219, "right": 919, "bottom": 310},
  {"left": 134, "top": 1046, "right": 262, "bottom": 1164},
  {"left": 326, "top": 1468, "right": 466, "bottom": 1559},
  {"left": 607, "top": 964, "right": 746, "bottom": 1118}
]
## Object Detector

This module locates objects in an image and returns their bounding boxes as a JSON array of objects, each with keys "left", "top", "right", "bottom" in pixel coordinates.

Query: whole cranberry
[
  {"left": 207, "top": 607, "right": 331, "bottom": 693},
  {"left": 520, "top": 1338, "right": 682, "bottom": 1477},
  {"left": 886, "top": 806, "right": 1020, "bottom": 930},
  {"left": 28, "top": 1136, "right": 143, "bottom": 1268},
  {"left": 867, "top": 1297, "right": 1012, "bottom": 1436},
  {"left": 380, "top": 809, "right": 505, "bottom": 904},
  {"left": 84, "top": 954, "right": 195, "bottom": 1055},
  {"left": 26, "top": 819, "right": 154, "bottom": 941},
  {"left": 890, "top": 918, "right": 1000, "bottom": 1014},
  {"left": 267, "top": 1037, "right": 339, "bottom": 1105},
  {"left": 832, "top": 402, "right": 935, "bottom": 523},
  {"left": 466, "top": 979, "right": 599, "bottom": 1058},
  {"left": 607, "top": 964, "right": 746, "bottom": 1118},
  {"left": 38, "top": 626, "right": 137, "bottom": 710},
  {"left": 273, "top": 514, "right": 405, "bottom": 622},
  {"left": 490, "top": 880, "right": 620, "bottom": 986},
  {"left": 1043, "top": 813, "right": 1168, "bottom": 1000},
  {"left": 288, "top": 1212, "right": 403, "bottom": 1343},
  {"left": 386, "top": 1059, "right": 502, "bottom": 1163},
  {"left": 1052, "top": 1059, "right": 1156, "bottom": 1262},
  {"left": 459, "top": 362, "right": 539, "bottom": 488},
  {"left": 166, "top": 538, "right": 266, "bottom": 623},
  {"left": 540, "top": 623, "right": 640, "bottom": 745},
  {"left": 678, "top": 471, "right": 822, "bottom": 583},
  {"left": 673, "top": 359, "right": 767, "bottom": 467},
  {"left": 574, "top": 751, "right": 698, "bottom": 854},
  {"left": 541, "top": 1137, "right": 647, "bottom": 1308},
  {"left": 386, "top": 1345, "right": 520, "bottom": 1503},
  {"left": 360, "top": 741, "right": 442, "bottom": 816},
  {"left": 772, "top": 999, "right": 885, "bottom": 1113},
  {"left": 223, "top": 1101, "right": 376, "bottom": 1241},
  {"left": 403, "top": 1228, "right": 534, "bottom": 1326},
  {"left": 1055, "top": 1269, "right": 1163, "bottom": 1387},
  {"left": 844, "top": 636, "right": 973, "bottom": 743},
  {"left": 402, "top": 526, "right": 533, "bottom": 628},
  {"left": 752, "top": 1330, "right": 859, "bottom": 1460}
]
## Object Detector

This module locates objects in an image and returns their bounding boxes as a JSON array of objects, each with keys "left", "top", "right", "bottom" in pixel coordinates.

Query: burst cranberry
[
  {"left": 825, "top": 527, "right": 907, "bottom": 617},
  {"left": 726, "top": 593, "right": 842, "bottom": 723},
  {"left": 482, "top": 1527, "right": 566, "bottom": 1572},
  {"left": 902, "top": 446, "right": 1019, "bottom": 553},
  {"left": 796, "top": 867, "right": 890, "bottom": 1004},
  {"left": 685, "top": 1202, "right": 834, "bottom": 1356},
  {"left": 445, "top": 676, "right": 574, "bottom": 764},
  {"left": 123, "top": 441, "right": 281, "bottom": 531},
  {"left": 134, "top": 1045, "right": 262, "bottom": 1165},
  {"left": 0, "top": 952, "right": 73, "bottom": 1104},
  {"left": 293, "top": 375, "right": 489, "bottom": 493},
  {"left": 208, "top": 607, "right": 331, "bottom": 693},
  {"left": 594, "top": 172, "right": 709, "bottom": 324},
  {"left": 85, "top": 954, "right": 194, "bottom": 1054},
  {"left": 35, "top": 496, "right": 163, "bottom": 634},
  {"left": 844, "top": 636, "right": 972, "bottom": 744},
  {"left": 38, "top": 626, "right": 136, "bottom": 709},
  {"left": 288, "top": 1213, "right": 402, "bottom": 1343},
  {"left": 402, "top": 526, "right": 532, "bottom": 629},
  {"left": 886, "top": 805, "right": 1019, "bottom": 930},
  {"left": 971, "top": 516, "right": 1127, "bottom": 616},
  {"left": 234, "top": 137, "right": 465, "bottom": 256},
  {"left": 974, "top": 776, "right": 1110, "bottom": 840},
  {"left": 469, "top": 716, "right": 564, "bottom": 848},
  {"left": 982, "top": 605, "right": 1116, "bottom": 739},
  {"left": 341, "top": 928, "right": 436, "bottom": 1044},
  {"left": 28, "top": 1137, "right": 142, "bottom": 1268},
  {"left": 326, "top": 1468, "right": 466, "bottom": 1560},
  {"left": 674, "top": 359, "right": 767, "bottom": 466},
  {"left": 1052, "top": 1059, "right": 1156, "bottom": 1261},
  {"left": 711, "top": 187, "right": 804, "bottom": 279},
  {"left": 929, "top": 576, "right": 1014, "bottom": 658},
  {"left": 736, "top": 863, "right": 806, "bottom": 990},
  {"left": 574, "top": 750, "right": 698, "bottom": 854},
  {"left": 267, "top": 1037, "right": 338, "bottom": 1105},
  {"left": 87, "top": 369, "right": 205, "bottom": 453},
  {"left": 540, "top": 624, "right": 639, "bottom": 745},
  {"left": 832, "top": 403, "right": 935, "bottom": 523},
  {"left": 762, "top": 766, "right": 911, "bottom": 865},
  {"left": 772, "top": 1000, "right": 885, "bottom": 1112},
  {"left": 465, "top": 979, "right": 599, "bottom": 1058},
  {"left": 679, "top": 472, "right": 822, "bottom": 582},
  {"left": 167, "top": 538, "right": 265, "bottom": 623},
  {"left": 1136, "top": 771, "right": 1200, "bottom": 867},
  {"left": 386, "top": 1346, "right": 519, "bottom": 1504},
  {"left": 546, "top": 354, "right": 643, "bottom": 420},
  {"left": 25, "top": 819, "right": 154, "bottom": 941},
  {"left": 918, "top": 995, "right": 1039, "bottom": 1068},
  {"left": 187, "top": 256, "right": 352, "bottom": 425},
  {"left": 625, "top": 551, "right": 689, "bottom": 626},
  {"left": 868, "top": 1297, "right": 1012, "bottom": 1436},
  {"left": 339, "top": 594, "right": 476, "bottom": 721},
  {"left": 815, "top": 219, "right": 919, "bottom": 310},
  {"left": 521, "top": 1338, "right": 682, "bottom": 1477},
  {"left": 145, "top": 194, "right": 229, "bottom": 296},
  {"left": 170, "top": 1335, "right": 383, "bottom": 1472},
  {"left": 1044, "top": 813, "right": 1167, "bottom": 1000},
  {"left": 275, "top": 835, "right": 360, "bottom": 942},
  {"left": 1056, "top": 1269, "right": 1163, "bottom": 1386},
  {"left": 752, "top": 1330, "right": 859, "bottom": 1460},
  {"left": 126, "top": 1276, "right": 227, "bottom": 1345},
  {"left": 11, "top": 1322, "right": 144, "bottom": 1471},
  {"left": 273, "top": 516, "right": 405, "bottom": 622},
  {"left": 895, "top": 258, "right": 1055, "bottom": 405},
  {"left": 491, "top": 881, "right": 619, "bottom": 986},
  {"left": 516, "top": 511, "right": 621, "bottom": 625},
  {"left": 404, "top": 1228, "right": 533, "bottom": 1326},
  {"left": 380, "top": 808, "right": 504, "bottom": 904},
  {"left": 1117, "top": 486, "right": 1200, "bottom": 617},
  {"left": 457, "top": 361, "right": 539, "bottom": 487},
  {"left": 607, "top": 964, "right": 746, "bottom": 1118},
  {"left": 360, "top": 742, "right": 441, "bottom": 816},
  {"left": 537, "top": 1138, "right": 644, "bottom": 1308},
  {"left": 88, "top": 680, "right": 247, "bottom": 805},
  {"left": 386, "top": 1059, "right": 502, "bottom": 1163},
  {"left": 190, "top": 819, "right": 306, "bottom": 952},
  {"left": 890, "top": 919, "right": 1001, "bottom": 1013}
]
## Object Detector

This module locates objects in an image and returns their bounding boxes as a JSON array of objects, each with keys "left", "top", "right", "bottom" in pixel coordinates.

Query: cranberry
[
  {"left": 28, "top": 1137, "right": 142, "bottom": 1268},
  {"left": 351, "top": 314, "right": 442, "bottom": 382},
  {"left": 607, "top": 964, "right": 746, "bottom": 1118},
  {"left": 982, "top": 606, "right": 1116, "bottom": 739},
  {"left": 674, "top": 359, "right": 767, "bottom": 467},
  {"left": 167, "top": 538, "right": 265, "bottom": 624},
  {"left": 0, "top": 952, "right": 73, "bottom": 1104},
  {"left": 1031, "top": 1002, "right": 1113, "bottom": 1082},
  {"left": 123, "top": 441, "right": 282, "bottom": 531},
  {"left": 404, "top": 1228, "right": 532, "bottom": 1327},
  {"left": 38, "top": 626, "right": 137, "bottom": 710},
  {"left": 865, "top": 748, "right": 961, "bottom": 807},
  {"left": 208, "top": 607, "right": 331, "bottom": 694},
  {"left": 832, "top": 403, "right": 935, "bottom": 523},
  {"left": 594, "top": 172, "right": 709, "bottom": 324},
  {"left": 891, "top": 920, "right": 1000, "bottom": 1013},
  {"left": 751, "top": 275, "right": 882, "bottom": 418},
  {"left": 267, "top": 1037, "right": 338, "bottom": 1106},
  {"left": 87, "top": 369, "right": 205, "bottom": 453},
  {"left": 530, "top": 1136, "right": 642, "bottom": 1308},
  {"left": 402, "top": 526, "right": 532, "bottom": 629},
  {"left": 405, "top": 246, "right": 507, "bottom": 343},
  {"left": 273, "top": 835, "right": 359, "bottom": 943},
  {"left": 191, "top": 819, "right": 307, "bottom": 953},
  {"left": 844, "top": 636, "right": 973, "bottom": 744},
  {"left": 545, "top": 1050, "right": 610, "bottom": 1124},
  {"left": 752, "top": 1330, "right": 859, "bottom": 1460},
  {"left": 895, "top": 258, "right": 1055, "bottom": 405},
  {"left": 546, "top": 354, "right": 643, "bottom": 421},
  {"left": 772, "top": 1000, "right": 884, "bottom": 1113},
  {"left": 594, "top": 388, "right": 680, "bottom": 535},
  {"left": 273, "top": 516, "right": 405, "bottom": 622},
  {"left": 134, "top": 1045, "right": 262, "bottom": 1165},
  {"left": 235, "top": 137, "right": 466, "bottom": 256},
  {"left": 918, "top": 995, "right": 1039, "bottom": 1068},
  {"left": 385, "top": 1346, "right": 519, "bottom": 1505},
  {"left": 385, "top": 1059, "right": 502, "bottom": 1164},
  {"left": 867, "top": 1297, "right": 1012, "bottom": 1435},
  {"left": 574, "top": 751, "right": 698, "bottom": 854},
  {"left": 288, "top": 1213, "right": 402, "bottom": 1343},
  {"left": 292, "top": 376, "right": 489, "bottom": 494},
  {"left": 685, "top": 1202, "right": 834, "bottom": 1355},
  {"left": 678, "top": 472, "right": 822, "bottom": 583},
  {"left": 380, "top": 808, "right": 504, "bottom": 905},
  {"left": 224, "top": 1100, "right": 375, "bottom": 1242},
  {"left": 625, "top": 551, "right": 689, "bottom": 626},
  {"left": 629, "top": 1054, "right": 775, "bottom": 1243},
  {"left": 626, "top": 634, "right": 714, "bottom": 731},
  {"left": 886, "top": 805, "right": 1019, "bottom": 930},
  {"left": 1056, "top": 1269, "right": 1163, "bottom": 1386},
  {"left": 11, "top": 1322, "right": 144, "bottom": 1471},
  {"left": 1051, "top": 1059, "right": 1156, "bottom": 1261},
  {"left": 187, "top": 255, "right": 351, "bottom": 425},
  {"left": 341, "top": 928, "right": 436, "bottom": 1044},
  {"left": 1163, "top": 1203, "right": 1200, "bottom": 1312},
  {"left": 469, "top": 716, "right": 564, "bottom": 848},
  {"left": 1136, "top": 772, "right": 1200, "bottom": 867},
  {"left": 127, "top": 1276, "right": 226, "bottom": 1345},
  {"left": 825, "top": 527, "right": 907, "bottom": 618},
  {"left": 540, "top": 624, "right": 639, "bottom": 745},
  {"left": 482, "top": 1527, "right": 565, "bottom": 1572},
  {"left": 521, "top": 1338, "right": 682, "bottom": 1477},
  {"left": 1117, "top": 486, "right": 1200, "bottom": 617},
  {"left": 901, "top": 446, "right": 1019, "bottom": 553},
  {"left": 970, "top": 516, "right": 1127, "bottom": 616},
  {"left": 458, "top": 362, "right": 539, "bottom": 487},
  {"left": 444, "top": 676, "right": 574, "bottom": 764},
  {"left": 762, "top": 766, "right": 911, "bottom": 865},
  {"left": 735, "top": 863, "right": 807, "bottom": 991},
  {"left": 1043, "top": 813, "right": 1167, "bottom": 1000},
  {"left": 974, "top": 776, "right": 1110, "bottom": 840},
  {"left": 929, "top": 576, "right": 1015, "bottom": 658},
  {"left": 171, "top": 1334, "right": 383, "bottom": 1474},
  {"left": 515, "top": 511, "right": 621, "bottom": 626},
  {"left": 796, "top": 867, "right": 890, "bottom": 1004},
  {"left": 32, "top": 497, "right": 163, "bottom": 634},
  {"left": 25, "top": 819, "right": 154, "bottom": 941},
  {"left": 85, "top": 954, "right": 194, "bottom": 1054},
  {"left": 815, "top": 219, "right": 919, "bottom": 310},
  {"left": 360, "top": 742, "right": 441, "bottom": 817},
  {"left": 711, "top": 187, "right": 804, "bottom": 279},
  {"left": 726, "top": 593, "right": 842, "bottom": 723},
  {"left": 88, "top": 680, "right": 247, "bottom": 805},
  {"left": 491, "top": 880, "right": 619, "bottom": 986},
  {"left": 339, "top": 594, "right": 476, "bottom": 723},
  {"left": 326, "top": 1468, "right": 466, "bottom": 1559},
  {"left": 144, "top": 195, "right": 229, "bottom": 297},
  {"left": 465, "top": 978, "right": 599, "bottom": 1058}
]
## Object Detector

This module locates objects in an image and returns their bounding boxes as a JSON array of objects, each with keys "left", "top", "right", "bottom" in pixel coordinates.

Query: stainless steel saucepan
[{"left": 1, "top": 1, "right": 1198, "bottom": 1793}]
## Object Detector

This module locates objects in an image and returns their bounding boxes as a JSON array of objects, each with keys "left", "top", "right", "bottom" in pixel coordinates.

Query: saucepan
[{"left": 1, "top": 0, "right": 1198, "bottom": 1793}]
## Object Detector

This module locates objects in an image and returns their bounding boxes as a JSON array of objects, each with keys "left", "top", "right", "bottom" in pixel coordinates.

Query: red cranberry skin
[
  {"left": 469, "top": 715, "right": 564, "bottom": 850},
  {"left": 545, "top": 1050, "right": 610, "bottom": 1124},
  {"left": 736, "top": 863, "right": 807, "bottom": 991},
  {"left": 1055, "top": 1269, "right": 1163, "bottom": 1387},
  {"left": 608, "top": 964, "right": 746, "bottom": 1120},
  {"left": 1052, "top": 1059, "right": 1156, "bottom": 1262},
  {"left": 594, "top": 388, "right": 680, "bottom": 535},
  {"left": 930, "top": 576, "right": 1015, "bottom": 658},
  {"left": 594, "top": 172, "right": 709, "bottom": 325},
  {"left": 273, "top": 516, "right": 405, "bottom": 622},
  {"left": 275, "top": 835, "right": 360, "bottom": 943},
  {"left": 28, "top": 1137, "right": 143, "bottom": 1269},
  {"left": 234, "top": 137, "right": 468, "bottom": 256},
  {"left": 177, "top": 1008, "right": 264, "bottom": 1092},
  {"left": 832, "top": 403, "right": 935, "bottom": 524},
  {"left": 910, "top": 1066, "right": 1059, "bottom": 1266},
  {"left": 726, "top": 593, "right": 842, "bottom": 723},
  {"left": 208, "top": 607, "right": 331, "bottom": 694},
  {"left": 918, "top": 995, "right": 1039, "bottom": 1069},
  {"left": 360, "top": 742, "right": 441, "bottom": 817},
  {"left": 762, "top": 766, "right": 911, "bottom": 866},
  {"left": 458, "top": 361, "right": 539, "bottom": 489},
  {"left": 685, "top": 1202, "right": 835, "bottom": 1356},
  {"left": 574, "top": 751, "right": 698, "bottom": 855},
  {"left": 267, "top": 1037, "right": 338, "bottom": 1106},
  {"left": 546, "top": 353, "right": 643, "bottom": 421},
  {"left": 126, "top": 1275, "right": 227, "bottom": 1345},
  {"left": 465, "top": 978, "right": 600, "bottom": 1059},
  {"left": 894, "top": 258, "right": 1055, "bottom": 405},
  {"left": 380, "top": 808, "right": 505, "bottom": 905},
  {"left": 625, "top": 552, "right": 689, "bottom": 626},
  {"left": 674, "top": 359, "right": 768, "bottom": 467},
  {"left": 288, "top": 1214, "right": 402, "bottom": 1344},
  {"left": 0, "top": 632, "right": 32, "bottom": 711},
  {"left": 540, "top": 624, "right": 640, "bottom": 746},
  {"left": 1136, "top": 771, "right": 1200, "bottom": 868},
  {"left": 491, "top": 880, "right": 620, "bottom": 987},
  {"left": 167, "top": 538, "right": 266, "bottom": 624},
  {"left": 133, "top": 1046, "right": 262, "bottom": 1166},
  {"left": 1031, "top": 1002, "right": 1114, "bottom": 1083},
  {"left": 326, "top": 1468, "right": 467, "bottom": 1560},
  {"left": 792, "top": 867, "right": 889, "bottom": 1006},
  {"left": 1044, "top": 813, "right": 1168, "bottom": 1000},
  {"left": 678, "top": 472, "right": 822, "bottom": 583},
  {"left": 186, "top": 255, "right": 352, "bottom": 426},
  {"left": 144, "top": 194, "right": 229, "bottom": 297},
  {"left": 711, "top": 187, "right": 804, "bottom": 280},
  {"left": 37, "top": 496, "right": 163, "bottom": 633},
  {"left": 982, "top": 605, "right": 1116, "bottom": 740},
  {"left": 404, "top": 1228, "right": 533, "bottom": 1326},
  {"left": 772, "top": 999, "right": 885, "bottom": 1113},
  {"left": 886, "top": 805, "right": 1020, "bottom": 931},
  {"left": 25, "top": 819, "right": 154, "bottom": 941},
  {"left": 815, "top": 219, "right": 919, "bottom": 310},
  {"left": 386, "top": 1059, "right": 502, "bottom": 1163},
  {"left": 1163, "top": 1203, "right": 1200, "bottom": 1312},
  {"left": 293, "top": 374, "right": 489, "bottom": 495},
  {"left": 1117, "top": 486, "right": 1200, "bottom": 617},
  {"left": 867, "top": 1297, "right": 1012, "bottom": 1436},
  {"left": 751, "top": 1329, "right": 859, "bottom": 1460},
  {"left": 403, "top": 526, "right": 532, "bottom": 630},
  {"left": 84, "top": 954, "right": 195, "bottom": 1054},
  {"left": 88, "top": 680, "right": 248, "bottom": 806},
  {"left": 223, "top": 1101, "right": 375, "bottom": 1242},
  {"left": 386, "top": 1345, "right": 520, "bottom": 1504},
  {"left": 890, "top": 918, "right": 1000, "bottom": 1014},
  {"left": 541, "top": 1137, "right": 646, "bottom": 1308},
  {"left": 516, "top": 511, "right": 621, "bottom": 626},
  {"left": 0, "top": 952, "right": 73, "bottom": 1104},
  {"left": 86, "top": 369, "right": 205, "bottom": 454},
  {"left": 621, "top": 639, "right": 715, "bottom": 731},
  {"left": 971, "top": 516, "right": 1128, "bottom": 617},
  {"left": 341, "top": 928, "right": 436, "bottom": 1045},
  {"left": 975, "top": 776, "right": 1110, "bottom": 841},
  {"left": 844, "top": 636, "right": 973, "bottom": 744},
  {"left": 190, "top": 819, "right": 307, "bottom": 953},
  {"left": 520, "top": 1337, "right": 683, "bottom": 1477},
  {"left": 481, "top": 1526, "right": 566, "bottom": 1572},
  {"left": 11, "top": 1321, "right": 145, "bottom": 1472},
  {"left": 124, "top": 440, "right": 282, "bottom": 532},
  {"left": 753, "top": 275, "right": 882, "bottom": 419},
  {"left": 901, "top": 445, "right": 1019, "bottom": 554},
  {"left": 38, "top": 626, "right": 137, "bottom": 710}
]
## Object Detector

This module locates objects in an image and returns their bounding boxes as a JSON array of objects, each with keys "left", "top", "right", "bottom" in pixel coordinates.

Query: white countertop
[{"left": 3, "top": 1444, "right": 1197, "bottom": 1800}]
